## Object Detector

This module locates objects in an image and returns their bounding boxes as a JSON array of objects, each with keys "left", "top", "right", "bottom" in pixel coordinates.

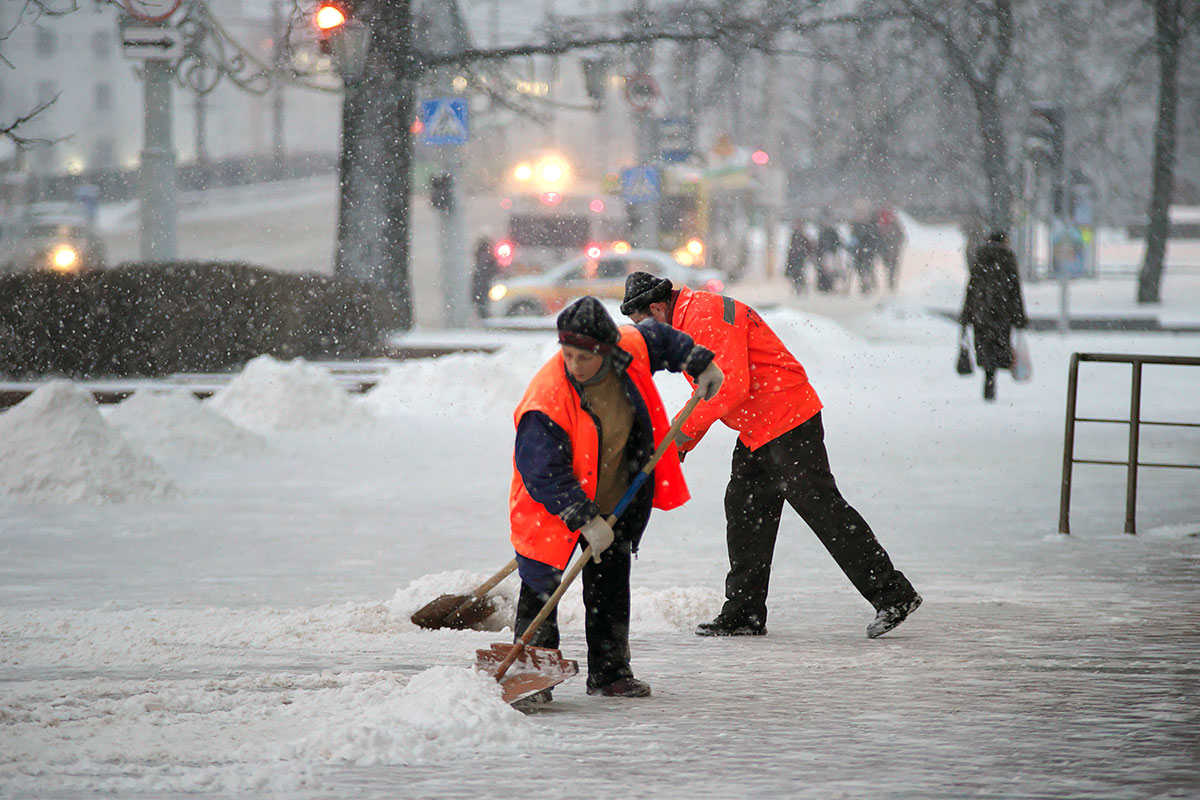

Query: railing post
[
  {"left": 1059, "top": 353, "right": 1081, "bottom": 534},
  {"left": 1125, "top": 359, "right": 1143, "bottom": 534}
]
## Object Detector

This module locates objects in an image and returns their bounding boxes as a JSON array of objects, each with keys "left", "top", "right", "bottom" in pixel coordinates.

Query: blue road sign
[
  {"left": 421, "top": 97, "right": 469, "bottom": 145},
  {"left": 621, "top": 166, "right": 661, "bottom": 205},
  {"left": 658, "top": 117, "right": 693, "bottom": 163}
]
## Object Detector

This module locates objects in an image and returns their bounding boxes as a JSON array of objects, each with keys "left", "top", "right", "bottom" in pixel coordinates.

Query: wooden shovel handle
[
  {"left": 470, "top": 559, "right": 517, "bottom": 599},
  {"left": 446, "top": 558, "right": 518, "bottom": 623},
  {"left": 493, "top": 392, "right": 704, "bottom": 682}
]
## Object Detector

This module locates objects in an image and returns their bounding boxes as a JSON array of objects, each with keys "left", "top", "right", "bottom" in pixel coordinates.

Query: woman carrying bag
[{"left": 959, "top": 231, "right": 1029, "bottom": 401}]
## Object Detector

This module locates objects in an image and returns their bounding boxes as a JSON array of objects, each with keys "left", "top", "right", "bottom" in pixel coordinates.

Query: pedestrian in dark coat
[
  {"left": 959, "top": 231, "right": 1029, "bottom": 401},
  {"left": 472, "top": 236, "right": 499, "bottom": 319},
  {"left": 815, "top": 215, "right": 841, "bottom": 293},
  {"left": 849, "top": 211, "right": 880, "bottom": 295},
  {"left": 784, "top": 220, "right": 813, "bottom": 294}
]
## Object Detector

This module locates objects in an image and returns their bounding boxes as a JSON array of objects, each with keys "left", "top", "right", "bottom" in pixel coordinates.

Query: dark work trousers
[
  {"left": 719, "top": 412, "right": 915, "bottom": 627},
  {"left": 515, "top": 523, "right": 638, "bottom": 690}
]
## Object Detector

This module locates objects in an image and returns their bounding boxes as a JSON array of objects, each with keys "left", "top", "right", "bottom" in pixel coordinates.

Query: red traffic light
[
  {"left": 584, "top": 242, "right": 603, "bottom": 260},
  {"left": 314, "top": 4, "right": 346, "bottom": 30},
  {"left": 751, "top": 149, "right": 770, "bottom": 166}
]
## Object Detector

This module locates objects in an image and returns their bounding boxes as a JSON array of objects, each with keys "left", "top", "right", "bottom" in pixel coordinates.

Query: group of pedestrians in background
[{"left": 785, "top": 202, "right": 906, "bottom": 296}]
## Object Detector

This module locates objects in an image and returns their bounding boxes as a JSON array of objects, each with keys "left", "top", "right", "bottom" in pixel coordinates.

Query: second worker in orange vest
[{"left": 621, "top": 272, "right": 922, "bottom": 639}]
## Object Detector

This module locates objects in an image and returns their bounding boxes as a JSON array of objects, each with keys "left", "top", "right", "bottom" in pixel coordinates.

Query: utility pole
[
  {"left": 426, "top": 0, "right": 471, "bottom": 328},
  {"left": 270, "top": 0, "right": 286, "bottom": 177},
  {"left": 764, "top": 52, "right": 780, "bottom": 279},
  {"left": 630, "top": 0, "right": 658, "bottom": 248},
  {"left": 140, "top": 57, "right": 178, "bottom": 261}
]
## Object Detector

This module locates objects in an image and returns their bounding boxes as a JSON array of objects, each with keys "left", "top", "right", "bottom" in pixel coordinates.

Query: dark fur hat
[
  {"left": 620, "top": 272, "right": 673, "bottom": 315},
  {"left": 557, "top": 296, "right": 620, "bottom": 353}
]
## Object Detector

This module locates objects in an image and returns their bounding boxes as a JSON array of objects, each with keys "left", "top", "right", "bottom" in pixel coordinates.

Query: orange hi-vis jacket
[
  {"left": 673, "top": 286, "right": 823, "bottom": 451},
  {"left": 509, "top": 327, "right": 690, "bottom": 569}
]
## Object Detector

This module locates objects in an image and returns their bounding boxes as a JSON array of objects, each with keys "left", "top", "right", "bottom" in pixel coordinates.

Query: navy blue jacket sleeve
[
  {"left": 634, "top": 318, "right": 714, "bottom": 378},
  {"left": 514, "top": 410, "right": 600, "bottom": 531}
]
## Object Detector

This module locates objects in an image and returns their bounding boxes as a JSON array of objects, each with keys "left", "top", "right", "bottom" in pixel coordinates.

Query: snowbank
[
  {"left": 0, "top": 668, "right": 540, "bottom": 795},
  {"left": 0, "top": 382, "right": 179, "bottom": 504},
  {"left": 108, "top": 389, "right": 268, "bottom": 460},
  {"left": 261, "top": 667, "right": 539, "bottom": 765},
  {"left": 366, "top": 341, "right": 552, "bottom": 420},
  {"left": 207, "top": 355, "right": 373, "bottom": 431}
]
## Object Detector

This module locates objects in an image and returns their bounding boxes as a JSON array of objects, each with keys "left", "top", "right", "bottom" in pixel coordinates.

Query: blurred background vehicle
[
  {"left": 0, "top": 202, "right": 106, "bottom": 275},
  {"left": 487, "top": 246, "right": 725, "bottom": 318}
]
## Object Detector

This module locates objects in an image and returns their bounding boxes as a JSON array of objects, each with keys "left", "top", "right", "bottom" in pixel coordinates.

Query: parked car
[
  {"left": 486, "top": 248, "right": 726, "bottom": 318},
  {"left": 0, "top": 205, "right": 106, "bottom": 275}
]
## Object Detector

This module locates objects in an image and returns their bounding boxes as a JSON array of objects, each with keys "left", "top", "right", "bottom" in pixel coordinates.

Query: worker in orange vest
[
  {"left": 620, "top": 273, "right": 921, "bottom": 639},
  {"left": 510, "top": 296, "right": 723, "bottom": 700}
]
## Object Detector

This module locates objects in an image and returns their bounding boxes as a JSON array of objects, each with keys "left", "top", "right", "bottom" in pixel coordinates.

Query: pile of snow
[
  {"left": 107, "top": 389, "right": 268, "bottom": 460},
  {"left": 261, "top": 668, "right": 540, "bottom": 766},
  {"left": 366, "top": 342, "right": 550, "bottom": 420},
  {"left": 0, "top": 382, "right": 179, "bottom": 504},
  {"left": 0, "top": 668, "right": 541, "bottom": 795},
  {"left": 207, "top": 355, "right": 373, "bottom": 431}
]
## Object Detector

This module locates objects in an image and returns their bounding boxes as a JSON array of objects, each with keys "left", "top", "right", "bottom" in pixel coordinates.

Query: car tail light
[
  {"left": 584, "top": 242, "right": 603, "bottom": 260},
  {"left": 495, "top": 239, "right": 515, "bottom": 267},
  {"left": 704, "top": 278, "right": 725, "bottom": 293}
]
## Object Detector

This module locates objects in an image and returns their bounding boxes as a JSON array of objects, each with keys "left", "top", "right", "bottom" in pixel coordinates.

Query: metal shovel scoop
[{"left": 410, "top": 559, "right": 517, "bottom": 630}]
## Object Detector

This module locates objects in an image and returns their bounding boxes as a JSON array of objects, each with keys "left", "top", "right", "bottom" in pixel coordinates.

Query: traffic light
[
  {"left": 429, "top": 172, "right": 453, "bottom": 212},
  {"left": 314, "top": 2, "right": 347, "bottom": 55},
  {"left": 1028, "top": 103, "right": 1065, "bottom": 213},
  {"left": 1028, "top": 104, "right": 1064, "bottom": 172}
]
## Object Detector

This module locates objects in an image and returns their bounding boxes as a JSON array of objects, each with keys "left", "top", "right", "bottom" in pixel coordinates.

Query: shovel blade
[
  {"left": 475, "top": 643, "right": 579, "bottom": 704},
  {"left": 410, "top": 593, "right": 498, "bottom": 630}
]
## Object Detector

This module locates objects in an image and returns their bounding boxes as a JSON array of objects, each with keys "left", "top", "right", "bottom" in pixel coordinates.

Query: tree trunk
[
  {"left": 973, "top": 89, "right": 1013, "bottom": 234},
  {"left": 1137, "top": 0, "right": 1182, "bottom": 305},
  {"left": 334, "top": 0, "right": 415, "bottom": 330}
]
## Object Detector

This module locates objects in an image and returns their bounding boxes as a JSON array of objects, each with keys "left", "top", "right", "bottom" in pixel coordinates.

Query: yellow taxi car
[{"left": 486, "top": 248, "right": 726, "bottom": 318}]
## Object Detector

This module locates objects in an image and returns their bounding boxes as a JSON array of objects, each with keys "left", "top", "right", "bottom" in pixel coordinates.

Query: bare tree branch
[{"left": 0, "top": 94, "right": 65, "bottom": 148}]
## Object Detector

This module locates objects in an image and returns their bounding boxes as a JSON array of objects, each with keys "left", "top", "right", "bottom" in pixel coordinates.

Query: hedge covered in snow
[{"left": 0, "top": 262, "right": 405, "bottom": 378}]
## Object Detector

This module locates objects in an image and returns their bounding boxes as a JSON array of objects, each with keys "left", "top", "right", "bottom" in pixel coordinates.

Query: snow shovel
[
  {"left": 410, "top": 558, "right": 517, "bottom": 630},
  {"left": 477, "top": 391, "right": 705, "bottom": 704}
]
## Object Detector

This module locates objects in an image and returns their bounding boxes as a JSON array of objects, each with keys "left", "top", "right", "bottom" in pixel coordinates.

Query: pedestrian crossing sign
[
  {"left": 620, "top": 166, "right": 661, "bottom": 205},
  {"left": 420, "top": 97, "right": 469, "bottom": 145}
]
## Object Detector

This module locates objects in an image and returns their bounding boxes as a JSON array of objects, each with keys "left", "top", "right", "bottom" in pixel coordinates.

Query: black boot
[{"left": 983, "top": 369, "right": 996, "bottom": 401}]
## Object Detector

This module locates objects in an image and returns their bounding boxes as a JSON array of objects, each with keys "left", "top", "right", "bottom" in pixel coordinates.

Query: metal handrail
[{"left": 1059, "top": 353, "right": 1200, "bottom": 535}]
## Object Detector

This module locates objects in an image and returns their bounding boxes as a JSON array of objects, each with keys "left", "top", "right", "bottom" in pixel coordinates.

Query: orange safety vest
[
  {"left": 509, "top": 327, "right": 690, "bottom": 568},
  {"left": 673, "top": 286, "right": 822, "bottom": 451}
]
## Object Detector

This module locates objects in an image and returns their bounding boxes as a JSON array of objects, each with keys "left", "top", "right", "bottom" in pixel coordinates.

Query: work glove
[
  {"left": 579, "top": 515, "right": 615, "bottom": 563},
  {"left": 695, "top": 362, "right": 724, "bottom": 401}
]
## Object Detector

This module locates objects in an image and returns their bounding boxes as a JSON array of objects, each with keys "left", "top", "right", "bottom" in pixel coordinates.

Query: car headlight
[
  {"left": 51, "top": 245, "right": 78, "bottom": 271},
  {"left": 488, "top": 283, "right": 508, "bottom": 301}
]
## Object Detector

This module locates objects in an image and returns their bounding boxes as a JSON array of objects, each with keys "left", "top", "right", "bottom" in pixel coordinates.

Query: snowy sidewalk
[{"left": 2, "top": 220, "right": 1197, "bottom": 799}]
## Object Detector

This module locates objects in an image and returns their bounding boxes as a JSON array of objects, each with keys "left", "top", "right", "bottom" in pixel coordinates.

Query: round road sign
[
  {"left": 624, "top": 73, "right": 660, "bottom": 112},
  {"left": 123, "top": 0, "right": 182, "bottom": 23}
]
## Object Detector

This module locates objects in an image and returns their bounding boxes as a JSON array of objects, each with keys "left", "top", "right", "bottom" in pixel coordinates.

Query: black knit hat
[
  {"left": 620, "top": 272, "right": 673, "bottom": 315},
  {"left": 557, "top": 296, "right": 620, "bottom": 353}
]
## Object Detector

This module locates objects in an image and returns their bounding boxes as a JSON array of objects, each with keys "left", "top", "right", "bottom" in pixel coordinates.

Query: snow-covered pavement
[{"left": 2, "top": 221, "right": 1198, "bottom": 798}]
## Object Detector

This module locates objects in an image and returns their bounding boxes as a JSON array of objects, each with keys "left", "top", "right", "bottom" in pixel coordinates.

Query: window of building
[
  {"left": 35, "top": 28, "right": 55, "bottom": 57},
  {"left": 95, "top": 83, "right": 112, "bottom": 111},
  {"left": 92, "top": 31, "right": 113, "bottom": 59}
]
